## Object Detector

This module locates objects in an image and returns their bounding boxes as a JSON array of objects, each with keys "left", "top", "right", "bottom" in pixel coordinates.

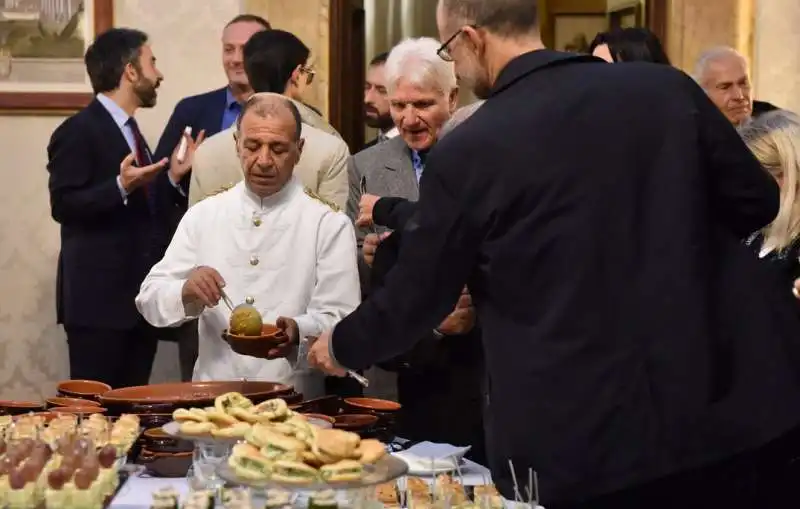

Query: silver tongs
[{"left": 298, "top": 337, "right": 369, "bottom": 388}]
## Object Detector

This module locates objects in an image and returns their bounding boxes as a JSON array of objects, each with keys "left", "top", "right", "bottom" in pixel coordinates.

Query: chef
[{"left": 136, "top": 93, "right": 360, "bottom": 398}]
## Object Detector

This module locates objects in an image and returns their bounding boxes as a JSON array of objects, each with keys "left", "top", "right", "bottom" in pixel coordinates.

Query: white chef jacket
[{"left": 135, "top": 177, "right": 360, "bottom": 398}]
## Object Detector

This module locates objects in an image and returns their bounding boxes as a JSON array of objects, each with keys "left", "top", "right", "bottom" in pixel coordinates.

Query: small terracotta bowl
[
  {"left": 46, "top": 397, "right": 101, "bottom": 409},
  {"left": 343, "top": 397, "right": 401, "bottom": 413},
  {"left": 50, "top": 405, "right": 108, "bottom": 416},
  {"left": 225, "top": 324, "right": 284, "bottom": 358},
  {"left": 333, "top": 413, "right": 379, "bottom": 433},
  {"left": 57, "top": 379, "right": 112, "bottom": 400},
  {"left": 142, "top": 427, "right": 193, "bottom": 454},
  {"left": 302, "top": 413, "right": 336, "bottom": 425},
  {"left": 0, "top": 400, "right": 46, "bottom": 415}
]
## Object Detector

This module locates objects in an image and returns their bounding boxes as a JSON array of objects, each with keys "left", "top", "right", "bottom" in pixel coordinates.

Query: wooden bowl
[
  {"left": 333, "top": 413, "right": 379, "bottom": 433},
  {"left": 0, "top": 400, "right": 46, "bottom": 415},
  {"left": 56, "top": 380, "right": 112, "bottom": 400},
  {"left": 46, "top": 397, "right": 101, "bottom": 409},
  {"left": 98, "top": 380, "right": 293, "bottom": 415},
  {"left": 225, "top": 324, "right": 284, "bottom": 358},
  {"left": 50, "top": 406, "right": 107, "bottom": 416}
]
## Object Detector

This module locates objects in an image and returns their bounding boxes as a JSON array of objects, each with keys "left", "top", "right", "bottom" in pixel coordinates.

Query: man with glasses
[
  {"left": 189, "top": 29, "right": 349, "bottom": 209},
  {"left": 311, "top": 0, "right": 800, "bottom": 507}
]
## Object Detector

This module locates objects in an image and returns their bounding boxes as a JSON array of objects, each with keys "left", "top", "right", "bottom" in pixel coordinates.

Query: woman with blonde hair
[
  {"left": 740, "top": 108, "right": 800, "bottom": 506},
  {"left": 741, "top": 110, "right": 800, "bottom": 268}
]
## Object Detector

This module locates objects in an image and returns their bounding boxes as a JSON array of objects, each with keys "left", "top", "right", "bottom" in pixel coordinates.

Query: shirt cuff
[
  {"left": 171, "top": 280, "right": 204, "bottom": 321},
  {"left": 293, "top": 314, "right": 322, "bottom": 341},
  {"left": 116, "top": 175, "right": 129, "bottom": 205},
  {"left": 168, "top": 172, "right": 187, "bottom": 197}
]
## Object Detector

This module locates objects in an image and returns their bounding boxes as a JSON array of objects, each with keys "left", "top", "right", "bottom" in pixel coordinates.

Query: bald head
[
  {"left": 438, "top": 0, "right": 539, "bottom": 36},
  {"left": 693, "top": 46, "right": 752, "bottom": 125},
  {"left": 235, "top": 92, "right": 305, "bottom": 198},
  {"left": 237, "top": 92, "right": 302, "bottom": 140}
]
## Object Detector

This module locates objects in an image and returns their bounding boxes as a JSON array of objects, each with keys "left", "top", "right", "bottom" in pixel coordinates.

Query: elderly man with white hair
[
  {"left": 341, "top": 37, "right": 486, "bottom": 461},
  {"left": 694, "top": 46, "right": 778, "bottom": 126}
]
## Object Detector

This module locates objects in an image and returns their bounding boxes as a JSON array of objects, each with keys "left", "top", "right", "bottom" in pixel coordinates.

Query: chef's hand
[
  {"left": 268, "top": 317, "right": 299, "bottom": 359},
  {"left": 362, "top": 231, "right": 391, "bottom": 267},
  {"left": 168, "top": 129, "right": 206, "bottom": 183},
  {"left": 308, "top": 330, "right": 347, "bottom": 376},
  {"left": 182, "top": 266, "right": 225, "bottom": 308},
  {"left": 356, "top": 194, "right": 381, "bottom": 227},
  {"left": 793, "top": 279, "right": 800, "bottom": 299},
  {"left": 436, "top": 288, "right": 475, "bottom": 336}
]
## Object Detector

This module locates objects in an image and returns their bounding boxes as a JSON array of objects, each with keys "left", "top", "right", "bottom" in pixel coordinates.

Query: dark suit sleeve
[
  {"left": 688, "top": 77, "right": 779, "bottom": 236},
  {"left": 373, "top": 197, "right": 416, "bottom": 230},
  {"left": 331, "top": 151, "right": 482, "bottom": 369},
  {"left": 47, "top": 119, "right": 124, "bottom": 224}
]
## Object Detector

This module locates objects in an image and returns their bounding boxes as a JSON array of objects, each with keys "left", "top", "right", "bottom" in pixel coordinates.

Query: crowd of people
[{"left": 46, "top": 0, "right": 800, "bottom": 507}]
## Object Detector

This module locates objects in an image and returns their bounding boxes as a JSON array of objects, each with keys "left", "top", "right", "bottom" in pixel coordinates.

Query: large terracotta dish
[{"left": 99, "top": 380, "right": 293, "bottom": 405}]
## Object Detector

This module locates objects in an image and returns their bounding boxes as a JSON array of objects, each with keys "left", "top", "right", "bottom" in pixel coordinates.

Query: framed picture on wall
[
  {"left": 0, "top": 0, "right": 112, "bottom": 113},
  {"left": 552, "top": 13, "right": 608, "bottom": 53},
  {"left": 609, "top": 2, "right": 644, "bottom": 30}
]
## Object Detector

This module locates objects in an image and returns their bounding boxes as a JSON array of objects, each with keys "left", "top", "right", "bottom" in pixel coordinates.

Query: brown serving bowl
[
  {"left": 56, "top": 380, "right": 112, "bottom": 400},
  {"left": 291, "top": 395, "right": 342, "bottom": 416},
  {"left": 224, "top": 324, "right": 284, "bottom": 358},
  {"left": 141, "top": 427, "right": 193, "bottom": 454},
  {"left": 98, "top": 380, "right": 293, "bottom": 416},
  {"left": 46, "top": 397, "right": 101, "bottom": 409},
  {"left": 50, "top": 406, "right": 107, "bottom": 416},
  {"left": 333, "top": 413, "right": 379, "bottom": 434},
  {"left": 0, "top": 400, "right": 46, "bottom": 415},
  {"left": 139, "top": 448, "right": 192, "bottom": 477},
  {"left": 302, "top": 413, "right": 336, "bottom": 425}
]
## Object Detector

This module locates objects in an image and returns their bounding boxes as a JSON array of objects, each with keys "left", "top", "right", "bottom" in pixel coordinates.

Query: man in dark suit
[
  {"left": 47, "top": 28, "right": 200, "bottom": 388},
  {"left": 362, "top": 52, "right": 397, "bottom": 150},
  {"left": 310, "top": 0, "right": 800, "bottom": 506},
  {"left": 152, "top": 14, "right": 270, "bottom": 381}
]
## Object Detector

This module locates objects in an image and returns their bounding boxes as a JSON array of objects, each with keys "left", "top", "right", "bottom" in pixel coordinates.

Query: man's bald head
[
  {"left": 693, "top": 46, "right": 752, "bottom": 125},
  {"left": 236, "top": 92, "right": 303, "bottom": 140},
  {"left": 235, "top": 92, "right": 305, "bottom": 198}
]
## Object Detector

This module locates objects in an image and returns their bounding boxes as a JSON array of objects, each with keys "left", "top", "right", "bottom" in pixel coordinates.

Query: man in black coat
[
  {"left": 310, "top": 0, "right": 800, "bottom": 507},
  {"left": 47, "top": 28, "right": 201, "bottom": 388}
]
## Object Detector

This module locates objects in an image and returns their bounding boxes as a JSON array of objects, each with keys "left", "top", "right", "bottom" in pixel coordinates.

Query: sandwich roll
[
  {"left": 253, "top": 398, "right": 290, "bottom": 420},
  {"left": 205, "top": 410, "right": 239, "bottom": 427},
  {"left": 172, "top": 408, "right": 207, "bottom": 422},
  {"left": 313, "top": 429, "right": 360, "bottom": 462},
  {"left": 179, "top": 421, "right": 215, "bottom": 435},
  {"left": 320, "top": 459, "right": 364, "bottom": 483},
  {"left": 214, "top": 392, "right": 253, "bottom": 414},
  {"left": 228, "top": 407, "right": 262, "bottom": 424},
  {"left": 211, "top": 422, "right": 250, "bottom": 438},
  {"left": 358, "top": 439, "right": 386, "bottom": 464},
  {"left": 271, "top": 459, "right": 319, "bottom": 484}
]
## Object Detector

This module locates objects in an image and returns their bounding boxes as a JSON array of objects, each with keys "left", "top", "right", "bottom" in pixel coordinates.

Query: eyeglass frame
[{"left": 437, "top": 24, "right": 478, "bottom": 62}]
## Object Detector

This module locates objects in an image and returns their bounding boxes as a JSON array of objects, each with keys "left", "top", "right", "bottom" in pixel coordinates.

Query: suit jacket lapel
[
  {"left": 382, "top": 137, "right": 419, "bottom": 200},
  {"left": 86, "top": 99, "right": 132, "bottom": 164}
]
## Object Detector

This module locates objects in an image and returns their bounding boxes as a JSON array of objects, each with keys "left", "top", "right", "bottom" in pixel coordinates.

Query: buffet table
[{"left": 110, "top": 458, "right": 493, "bottom": 508}]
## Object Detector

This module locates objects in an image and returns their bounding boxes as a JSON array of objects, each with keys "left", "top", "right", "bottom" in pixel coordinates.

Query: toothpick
[
  {"left": 452, "top": 454, "right": 465, "bottom": 486},
  {"left": 527, "top": 468, "right": 533, "bottom": 505},
  {"left": 508, "top": 459, "right": 522, "bottom": 502},
  {"left": 533, "top": 470, "right": 539, "bottom": 506}
]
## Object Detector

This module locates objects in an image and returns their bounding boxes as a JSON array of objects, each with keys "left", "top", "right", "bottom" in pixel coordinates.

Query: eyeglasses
[
  {"left": 301, "top": 65, "right": 316, "bottom": 85},
  {"left": 437, "top": 25, "right": 477, "bottom": 62}
]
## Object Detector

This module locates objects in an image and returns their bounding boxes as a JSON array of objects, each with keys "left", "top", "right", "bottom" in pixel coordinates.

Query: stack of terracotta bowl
[
  {"left": 0, "top": 379, "right": 112, "bottom": 419},
  {"left": 291, "top": 395, "right": 402, "bottom": 440}
]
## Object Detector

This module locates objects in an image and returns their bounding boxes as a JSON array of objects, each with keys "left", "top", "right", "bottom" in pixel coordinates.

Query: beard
[
  {"left": 458, "top": 54, "right": 493, "bottom": 100},
  {"left": 134, "top": 77, "right": 159, "bottom": 108},
  {"left": 364, "top": 107, "right": 393, "bottom": 130}
]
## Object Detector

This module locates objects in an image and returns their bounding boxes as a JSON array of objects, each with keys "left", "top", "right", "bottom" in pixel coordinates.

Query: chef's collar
[{"left": 240, "top": 174, "right": 301, "bottom": 209}]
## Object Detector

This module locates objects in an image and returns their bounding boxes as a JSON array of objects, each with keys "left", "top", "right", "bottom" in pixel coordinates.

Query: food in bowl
[{"left": 229, "top": 306, "right": 264, "bottom": 336}]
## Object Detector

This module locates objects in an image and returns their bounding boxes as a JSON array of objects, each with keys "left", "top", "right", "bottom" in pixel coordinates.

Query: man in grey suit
[{"left": 342, "top": 37, "right": 461, "bottom": 401}]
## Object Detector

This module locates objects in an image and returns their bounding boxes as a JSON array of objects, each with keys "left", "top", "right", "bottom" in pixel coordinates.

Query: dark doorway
[{"left": 329, "top": 0, "right": 366, "bottom": 153}]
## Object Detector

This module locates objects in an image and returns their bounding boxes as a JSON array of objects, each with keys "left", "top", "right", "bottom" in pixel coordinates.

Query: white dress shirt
[{"left": 135, "top": 177, "right": 360, "bottom": 397}]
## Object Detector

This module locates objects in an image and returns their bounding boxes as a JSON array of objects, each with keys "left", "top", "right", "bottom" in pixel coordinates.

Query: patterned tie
[{"left": 126, "top": 117, "right": 154, "bottom": 207}]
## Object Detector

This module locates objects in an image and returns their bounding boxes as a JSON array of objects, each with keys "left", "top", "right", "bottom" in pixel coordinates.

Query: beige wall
[
  {"left": 0, "top": 0, "right": 240, "bottom": 400},
  {"left": 242, "top": 0, "right": 331, "bottom": 117},
  {"left": 752, "top": 0, "right": 800, "bottom": 114},
  {"left": 666, "top": 0, "right": 753, "bottom": 72}
]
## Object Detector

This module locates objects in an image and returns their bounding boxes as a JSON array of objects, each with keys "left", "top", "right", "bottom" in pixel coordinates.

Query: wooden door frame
[
  {"left": 329, "top": 0, "right": 366, "bottom": 153},
  {"left": 645, "top": 0, "right": 669, "bottom": 50}
]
